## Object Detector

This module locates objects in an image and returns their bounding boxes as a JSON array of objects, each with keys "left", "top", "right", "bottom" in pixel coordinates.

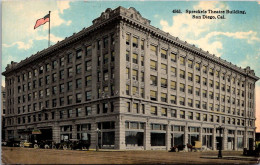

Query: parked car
[
  {"left": 20, "top": 140, "right": 33, "bottom": 148},
  {"left": 6, "top": 138, "right": 21, "bottom": 147}
]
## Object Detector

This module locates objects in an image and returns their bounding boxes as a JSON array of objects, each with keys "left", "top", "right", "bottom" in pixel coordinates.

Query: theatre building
[{"left": 2, "top": 6, "right": 259, "bottom": 150}]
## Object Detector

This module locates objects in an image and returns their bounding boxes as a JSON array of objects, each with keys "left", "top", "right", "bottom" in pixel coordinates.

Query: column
[
  {"left": 52, "top": 122, "right": 60, "bottom": 143},
  {"left": 144, "top": 119, "right": 151, "bottom": 150},
  {"left": 184, "top": 123, "right": 188, "bottom": 151},
  {"left": 244, "top": 127, "right": 248, "bottom": 149},
  {"left": 223, "top": 128, "right": 227, "bottom": 150},
  {"left": 166, "top": 123, "right": 171, "bottom": 150},
  {"left": 72, "top": 124, "right": 77, "bottom": 139},
  {"left": 115, "top": 115, "right": 125, "bottom": 150},
  {"left": 234, "top": 129, "right": 238, "bottom": 150},
  {"left": 212, "top": 126, "right": 216, "bottom": 150},
  {"left": 199, "top": 125, "right": 202, "bottom": 142},
  {"left": 90, "top": 121, "right": 97, "bottom": 149}
]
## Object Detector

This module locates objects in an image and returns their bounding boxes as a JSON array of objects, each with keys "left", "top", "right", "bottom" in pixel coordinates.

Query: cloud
[
  {"left": 3, "top": 40, "right": 33, "bottom": 50},
  {"left": 57, "top": 1, "right": 71, "bottom": 14},
  {"left": 160, "top": 1, "right": 259, "bottom": 57},
  {"left": 2, "top": 1, "right": 72, "bottom": 50}
]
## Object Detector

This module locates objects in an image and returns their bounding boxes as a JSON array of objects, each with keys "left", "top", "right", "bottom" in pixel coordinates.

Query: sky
[{"left": 1, "top": 1, "right": 260, "bottom": 131}]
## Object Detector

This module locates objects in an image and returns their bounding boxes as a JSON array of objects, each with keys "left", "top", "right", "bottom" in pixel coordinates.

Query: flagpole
[{"left": 49, "top": 11, "right": 51, "bottom": 47}]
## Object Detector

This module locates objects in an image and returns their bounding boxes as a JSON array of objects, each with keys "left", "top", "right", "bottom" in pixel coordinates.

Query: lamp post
[
  {"left": 216, "top": 126, "right": 224, "bottom": 158},
  {"left": 96, "top": 128, "right": 101, "bottom": 151}
]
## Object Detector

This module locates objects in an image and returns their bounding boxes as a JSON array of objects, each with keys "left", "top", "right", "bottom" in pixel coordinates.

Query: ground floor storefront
[{"left": 5, "top": 115, "right": 255, "bottom": 151}]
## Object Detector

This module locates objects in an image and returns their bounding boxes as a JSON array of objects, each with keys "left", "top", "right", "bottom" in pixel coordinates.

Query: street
[{"left": 1, "top": 147, "right": 259, "bottom": 164}]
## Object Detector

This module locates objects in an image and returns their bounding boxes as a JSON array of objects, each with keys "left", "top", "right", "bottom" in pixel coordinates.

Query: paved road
[{"left": 2, "top": 147, "right": 259, "bottom": 164}]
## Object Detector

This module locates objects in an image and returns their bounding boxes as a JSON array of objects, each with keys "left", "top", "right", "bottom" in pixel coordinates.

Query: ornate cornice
[{"left": 3, "top": 6, "right": 259, "bottom": 81}]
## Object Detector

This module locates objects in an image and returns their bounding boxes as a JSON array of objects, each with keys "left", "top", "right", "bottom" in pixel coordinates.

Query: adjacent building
[
  {"left": 2, "top": 6, "right": 259, "bottom": 150},
  {"left": 1, "top": 86, "right": 6, "bottom": 140}
]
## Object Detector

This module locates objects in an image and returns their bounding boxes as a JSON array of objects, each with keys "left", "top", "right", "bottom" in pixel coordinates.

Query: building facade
[
  {"left": 1, "top": 86, "right": 6, "bottom": 140},
  {"left": 2, "top": 7, "right": 259, "bottom": 150}
]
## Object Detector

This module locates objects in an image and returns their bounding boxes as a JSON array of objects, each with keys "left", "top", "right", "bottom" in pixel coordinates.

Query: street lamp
[
  {"left": 96, "top": 128, "right": 101, "bottom": 151},
  {"left": 216, "top": 126, "right": 224, "bottom": 158}
]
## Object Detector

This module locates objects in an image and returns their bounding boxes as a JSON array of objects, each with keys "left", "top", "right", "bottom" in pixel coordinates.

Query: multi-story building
[
  {"left": 1, "top": 86, "right": 6, "bottom": 140},
  {"left": 2, "top": 6, "right": 259, "bottom": 150}
]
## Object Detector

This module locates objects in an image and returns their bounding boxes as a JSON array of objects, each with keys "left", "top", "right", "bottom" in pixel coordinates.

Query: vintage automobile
[
  {"left": 20, "top": 140, "right": 33, "bottom": 148},
  {"left": 55, "top": 139, "right": 90, "bottom": 150},
  {"left": 33, "top": 140, "right": 54, "bottom": 149},
  {"left": 6, "top": 138, "right": 21, "bottom": 147}
]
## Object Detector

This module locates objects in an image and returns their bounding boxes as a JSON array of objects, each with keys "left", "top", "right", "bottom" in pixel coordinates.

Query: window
[
  {"left": 126, "top": 33, "right": 130, "bottom": 45},
  {"left": 85, "top": 91, "right": 91, "bottom": 101},
  {"left": 209, "top": 68, "right": 214, "bottom": 76},
  {"left": 150, "top": 45, "right": 157, "bottom": 53},
  {"left": 52, "top": 60, "right": 57, "bottom": 69},
  {"left": 161, "top": 63, "right": 167, "bottom": 73},
  {"left": 171, "top": 53, "right": 177, "bottom": 62},
  {"left": 188, "top": 85, "right": 193, "bottom": 94},
  {"left": 103, "top": 37, "right": 108, "bottom": 48},
  {"left": 171, "top": 109, "right": 176, "bottom": 117},
  {"left": 103, "top": 70, "right": 109, "bottom": 81},
  {"left": 76, "top": 49, "right": 82, "bottom": 59},
  {"left": 76, "top": 93, "right": 82, "bottom": 103},
  {"left": 141, "top": 40, "right": 144, "bottom": 50},
  {"left": 202, "top": 102, "right": 207, "bottom": 110},
  {"left": 180, "top": 56, "right": 185, "bottom": 65},
  {"left": 161, "top": 49, "right": 167, "bottom": 59},
  {"left": 39, "top": 66, "right": 44, "bottom": 74},
  {"left": 180, "top": 70, "right": 185, "bottom": 79},
  {"left": 141, "top": 88, "right": 144, "bottom": 98},
  {"left": 195, "top": 75, "right": 200, "bottom": 83},
  {"left": 132, "top": 86, "right": 138, "bottom": 95},
  {"left": 203, "top": 65, "right": 207, "bottom": 74},
  {"left": 68, "top": 68, "right": 73, "bottom": 77},
  {"left": 215, "top": 70, "right": 219, "bottom": 77},
  {"left": 60, "top": 70, "right": 64, "bottom": 79},
  {"left": 86, "top": 45, "right": 92, "bottom": 56},
  {"left": 215, "top": 81, "right": 220, "bottom": 89},
  {"left": 161, "top": 78, "right": 167, "bottom": 88},
  {"left": 150, "top": 90, "right": 157, "bottom": 101},
  {"left": 67, "top": 109, "right": 72, "bottom": 118},
  {"left": 195, "top": 63, "right": 200, "bottom": 71},
  {"left": 161, "top": 107, "right": 167, "bottom": 116},
  {"left": 52, "top": 73, "right": 57, "bottom": 82},
  {"left": 133, "top": 103, "right": 138, "bottom": 113},
  {"left": 180, "top": 110, "right": 185, "bottom": 119},
  {"left": 170, "top": 81, "right": 176, "bottom": 90},
  {"left": 85, "top": 106, "right": 92, "bottom": 116},
  {"left": 126, "top": 85, "right": 129, "bottom": 95},
  {"left": 67, "top": 81, "right": 72, "bottom": 91},
  {"left": 171, "top": 95, "right": 176, "bottom": 104},
  {"left": 150, "top": 75, "right": 157, "bottom": 86},
  {"left": 188, "top": 99, "right": 193, "bottom": 107},
  {"left": 203, "top": 114, "right": 207, "bottom": 121},
  {"left": 179, "top": 97, "right": 185, "bottom": 105},
  {"left": 209, "top": 80, "right": 213, "bottom": 88},
  {"left": 85, "top": 61, "right": 92, "bottom": 71},
  {"left": 196, "top": 88, "right": 200, "bottom": 96},
  {"left": 52, "top": 86, "right": 57, "bottom": 95},
  {"left": 103, "top": 54, "right": 109, "bottom": 64},
  {"left": 97, "top": 40, "right": 101, "bottom": 50},
  {"left": 141, "top": 56, "right": 144, "bottom": 66},
  {"left": 180, "top": 83, "right": 185, "bottom": 92},
  {"left": 195, "top": 100, "right": 200, "bottom": 108},
  {"left": 76, "top": 108, "right": 82, "bottom": 117},
  {"left": 67, "top": 95, "right": 73, "bottom": 105},
  {"left": 76, "top": 64, "right": 82, "bottom": 74},
  {"left": 141, "top": 72, "right": 144, "bottom": 82},
  {"left": 68, "top": 53, "right": 73, "bottom": 63},
  {"left": 202, "top": 90, "right": 207, "bottom": 98},
  {"left": 188, "top": 72, "right": 193, "bottom": 81},
  {"left": 132, "top": 36, "right": 138, "bottom": 48},
  {"left": 171, "top": 67, "right": 176, "bottom": 76},
  {"left": 85, "top": 76, "right": 91, "bottom": 86},
  {"left": 126, "top": 102, "right": 130, "bottom": 112},
  {"left": 52, "top": 99, "right": 57, "bottom": 107},
  {"left": 46, "top": 88, "right": 50, "bottom": 97},
  {"left": 126, "top": 68, "right": 129, "bottom": 79},
  {"left": 209, "top": 103, "right": 213, "bottom": 111},
  {"left": 60, "top": 57, "right": 65, "bottom": 66},
  {"left": 161, "top": 93, "right": 167, "bottom": 102},
  {"left": 132, "top": 70, "right": 138, "bottom": 80},
  {"left": 151, "top": 106, "right": 157, "bottom": 115},
  {"left": 150, "top": 60, "right": 157, "bottom": 70},
  {"left": 60, "top": 97, "right": 64, "bottom": 106},
  {"left": 126, "top": 51, "right": 130, "bottom": 61},
  {"left": 188, "top": 60, "right": 193, "bottom": 68}
]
